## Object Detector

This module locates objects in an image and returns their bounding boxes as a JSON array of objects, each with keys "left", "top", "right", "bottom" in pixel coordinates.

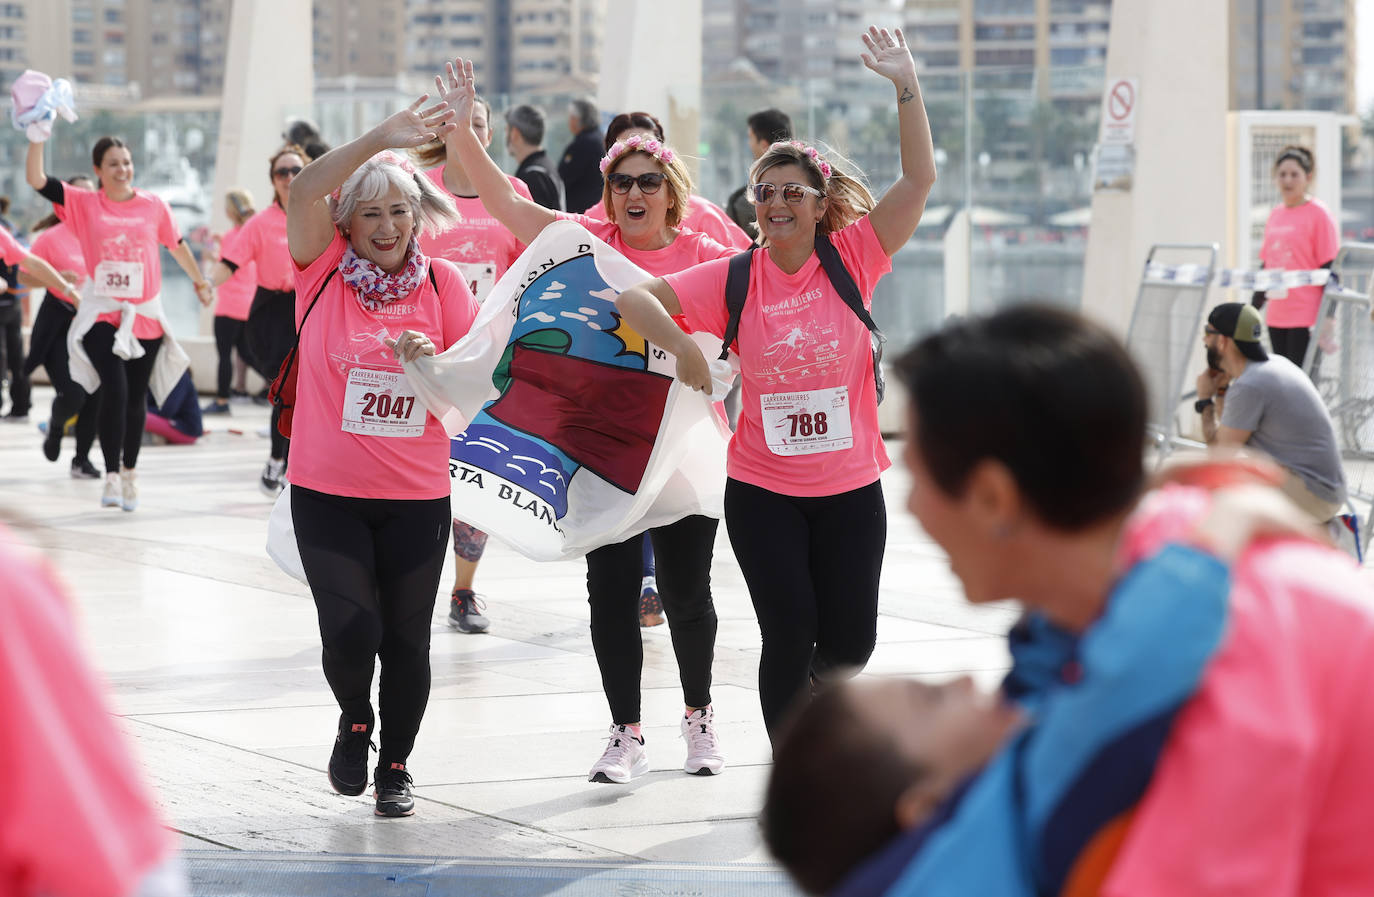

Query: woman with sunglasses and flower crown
[
  {"left": 285, "top": 95, "right": 481, "bottom": 818},
  {"left": 209, "top": 143, "right": 307, "bottom": 496},
  {"left": 434, "top": 57, "right": 735, "bottom": 785},
  {"left": 616, "top": 26, "right": 937, "bottom": 742}
]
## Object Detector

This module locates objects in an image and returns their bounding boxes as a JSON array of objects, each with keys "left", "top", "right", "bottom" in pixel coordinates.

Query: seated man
[{"left": 1196, "top": 302, "right": 1346, "bottom": 522}]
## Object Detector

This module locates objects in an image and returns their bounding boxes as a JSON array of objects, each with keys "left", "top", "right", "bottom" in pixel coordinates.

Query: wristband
[{"left": 1194, "top": 397, "right": 1214, "bottom": 414}]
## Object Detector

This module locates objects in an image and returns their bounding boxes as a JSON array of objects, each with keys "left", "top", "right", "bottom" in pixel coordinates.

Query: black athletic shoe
[
  {"left": 374, "top": 762, "right": 415, "bottom": 817},
  {"left": 327, "top": 715, "right": 373, "bottom": 796},
  {"left": 42, "top": 416, "right": 62, "bottom": 462},
  {"left": 70, "top": 456, "right": 100, "bottom": 479}
]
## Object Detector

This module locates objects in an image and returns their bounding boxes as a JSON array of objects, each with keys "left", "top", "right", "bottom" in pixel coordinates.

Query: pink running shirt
[
  {"left": 584, "top": 193, "right": 753, "bottom": 250},
  {"left": 0, "top": 525, "right": 171, "bottom": 897},
  {"left": 55, "top": 184, "right": 181, "bottom": 339},
  {"left": 28, "top": 222, "right": 85, "bottom": 306},
  {"left": 212, "top": 223, "right": 256, "bottom": 320},
  {"left": 289, "top": 232, "right": 480, "bottom": 500},
  {"left": 665, "top": 216, "right": 892, "bottom": 497},
  {"left": 421, "top": 166, "right": 531, "bottom": 302},
  {"left": 556, "top": 212, "right": 734, "bottom": 275},
  {"left": 0, "top": 225, "right": 27, "bottom": 266},
  {"left": 223, "top": 202, "right": 292, "bottom": 292},
  {"left": 1103, "top": 485, "right": 1374, "bottom": 897},
  {"left": 1257, "top": 198, "right": 1338, "bottom": 329}
]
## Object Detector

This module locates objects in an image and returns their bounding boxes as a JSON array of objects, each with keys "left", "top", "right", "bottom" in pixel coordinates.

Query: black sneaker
[
  {"left": 447, "top": 588, "right": 490, "bottom": 633},
  {"left": 327, "top": 715, "right": 373, "bottom": 796},
  {"left": 70, "top": 456, "right": 100, "bottom": 479},
  {"left": 374, "top": 762, "right": 415, "bottom": 817},
  {"left": 42, "top": 416, "right": 62, "bottom": 462}
]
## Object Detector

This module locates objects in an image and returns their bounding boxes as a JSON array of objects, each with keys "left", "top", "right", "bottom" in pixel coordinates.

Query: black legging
[
  {"left": 292, "top": 485, "right": 451, "bottom": 766},
  {"left": 212, "top": 315, "right": 253, "bottom": 399},
  {"left": 25, "top": 295, "right": 100, "bottom": 460},
  {"left": 246, "top": 286, "right": 295, "bottom": 462},
  {"left": 724, "top": 477, "right": 886, "bottom": 740},
  {"left": 1269, "top": 326, "right": 1311, "bottom": 368},
  {"left": 82, "top": 322, "right": 160, "bottom": 474},
  {"left": 586, "top": 514, "right": 719, "bottom": 724},
  {"left": 0, "top": 302, "right": 30, "bottom": 416}
]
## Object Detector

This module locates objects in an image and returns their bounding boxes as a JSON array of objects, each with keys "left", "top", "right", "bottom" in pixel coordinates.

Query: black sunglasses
[
  {"left": 273, "top": 166, "right": 303, "bottom": 179},
  {"left": 606, "top": 172, "right": 665, "bottom": 195}
]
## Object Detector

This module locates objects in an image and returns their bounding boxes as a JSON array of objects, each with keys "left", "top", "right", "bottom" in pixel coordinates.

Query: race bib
[
  {"left": 94, "top": 260, "right": 144, "bottom": 300},
  {"left": 761, "top": 386, "right": 853, "bottom": 455},
  {"left": 341, "top": 368, "right": 426, "bottom": 437},
  {"left": 457, "top": 261, "right": 498, "bottom": 303}
]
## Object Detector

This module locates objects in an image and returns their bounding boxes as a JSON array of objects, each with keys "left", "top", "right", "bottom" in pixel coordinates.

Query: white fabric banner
[{"left": 405, "top": 220, "right": 731, "bottom": 562}]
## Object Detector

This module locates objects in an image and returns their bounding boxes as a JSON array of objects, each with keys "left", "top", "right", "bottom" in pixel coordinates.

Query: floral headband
[
  {"left": 332, "top": 150, "right": 418, "bottom": 202},
  {"left": 774, "top": 140, "right": 833, "bottom": 180},
  {"left": 599, "top": 134, "right": 676, "bottom": 174}
]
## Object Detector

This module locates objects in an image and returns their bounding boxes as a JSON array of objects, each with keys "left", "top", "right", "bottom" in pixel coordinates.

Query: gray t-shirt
[{"left": 1221, "top": 355, "right": 1346, "bottom": 504}]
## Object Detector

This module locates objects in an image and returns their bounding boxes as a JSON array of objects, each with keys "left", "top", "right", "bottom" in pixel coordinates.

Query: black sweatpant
[
  {"left": 0, "top": 301, "right": 30, "bottom": 416},
  {"left": 82, "top": 322, "right": 160, "bottom": 474},
  {"left": 246, "top": 287, "right": 295, "bottom": 462},
  {"left": 586, "top": 514, "right": 719, "bottom": 724},
  {"left": 27, "top": 295, "right": 100, "bottom": 460},
  {"left": 292, "top": 485, "right": 451, "bottom": 765},
  {"left": 724, "top": 478, "right": 886, "bottom": 740},
  {"left": 212, "top": 315, "right": 252, "bottom": 399},
  {"left": 1269, "top": 326, "right": 1311, "bottom": 368}
]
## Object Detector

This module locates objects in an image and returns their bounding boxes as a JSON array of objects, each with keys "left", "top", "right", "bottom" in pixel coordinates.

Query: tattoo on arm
[{"left": 899, "top": 87, "right": 915, "bottom": 105}]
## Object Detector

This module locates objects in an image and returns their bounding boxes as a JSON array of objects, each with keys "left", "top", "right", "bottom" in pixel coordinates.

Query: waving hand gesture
[
  {"left": 373, "top": 94, "right": 457, "bottom": 149},
  {"left": 434, "top": 59, "right": 478, "bottom": 137},
  {"left": 860, "top": 26, "right": 917, "bottom": 86}
]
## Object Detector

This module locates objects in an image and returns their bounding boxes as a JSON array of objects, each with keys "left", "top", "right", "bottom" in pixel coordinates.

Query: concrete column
[
  {"left": 1079, "top": 0, "right": 1230, "bottom": 335},
  {"left": 24, "top": 0, "right": 72, "bottom": 78},
  {"left": 596, "top": 0, "right": 702, "bottom": 182}
]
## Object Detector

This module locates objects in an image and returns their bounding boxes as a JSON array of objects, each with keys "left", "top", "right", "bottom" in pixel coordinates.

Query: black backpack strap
[
  {"left": 814, "top": 233, "right": 879, "bottom": 335},
  {"left": 428, "top": 264, "right": 439, "bottom": 294},
  {"left": 719, "top": 248, "right": 755, "bottom": 361},
  {"left": 272, "top": 268, "right": 336, "bottom": 402}
]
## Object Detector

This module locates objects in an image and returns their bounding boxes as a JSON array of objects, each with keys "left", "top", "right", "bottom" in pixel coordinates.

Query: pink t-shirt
[
  {"left": 55, "top": 184, "right": 181, "bottom": 339},
  {"left": 556, "top": 212, "right": 734, "bottom": 276},
  {"left": 212, "top": 223, "right": 256, "bottom": 320},
  {"left": 289, "top": 232, "right": 480, "bottom": 500},
  {"left": 0, "top": 525, "right": 170, "bottom": 897},
  {"left": 585, "top": 193, "right": 753, "bottom": 250},
  {"left": 665, "top": 216, "right": 892, "bottom": 497},
  {"left": 1104, "top": 485, "right": 1374, "bottom": 897},
  {"left": 223, "top": 202, "right": 292, "bottom": 292},
  {"left": 1258, "top": 198, "right": 1339, "bottom": 329},
  {"left": 421, "top": 166, "right": 531, "bottom": 302},
  {"left": 28, "top": 222, "right": 85, "bottom": 306}
]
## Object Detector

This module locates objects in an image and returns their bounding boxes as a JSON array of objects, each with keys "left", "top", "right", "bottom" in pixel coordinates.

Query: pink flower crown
[
  {"left": 775, "top": 140, "right": 833, "bottom": 180},
  {"left": 332, "top": 150, "right": 419, "bottom": 202},
  {"left": 599, "top": 134, "right": 676, "bottom": 174}
]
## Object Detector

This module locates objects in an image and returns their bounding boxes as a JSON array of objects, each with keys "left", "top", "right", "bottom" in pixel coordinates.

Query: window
[
  {"left": 974, "top": 0, "right": 1034, "bottom": 13},
  {"left": 916, "top": 50, "right": 960, "bottom": 68},
  {"left": 915, "top": 25, "right": 958, "bottom": 43},
  {"left": 73, "top": 29, "right": 92, "bottom": 43},
  {"left": 975, "top": 24, "right": 1035, "bottom": 40},
  {"left": 73, "top": 50, "right": 95, "bottom": 65},
  {"left": 72, "top": 6, "right": 93, "bottom": 22},
  {"left": 449, "top": 13, "right": 478, "bottom": 24},
  {"left": 104, "top": 8, "right": 122, "bottom": 23},
  {"left": 103, "top": 48, "right": 125, "bottom": 67},
  {"left": 975, "top": 48, "right": 1034, "bottom": 66}
]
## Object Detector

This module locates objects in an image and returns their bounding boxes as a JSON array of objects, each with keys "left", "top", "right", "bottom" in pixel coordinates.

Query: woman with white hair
[{"left": 285, "top": 95, "right": 480, "bottom": 818}]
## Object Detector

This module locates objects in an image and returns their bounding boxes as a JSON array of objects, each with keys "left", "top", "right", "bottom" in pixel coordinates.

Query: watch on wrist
[{"left": 1194, "top": 397, "right": 1214, "bottom": 414}]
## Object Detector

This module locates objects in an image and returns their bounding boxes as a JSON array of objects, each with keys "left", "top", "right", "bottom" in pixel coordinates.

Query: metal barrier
[
  {"left": 1306, "top": 243, "right": 1374, "bottom": 542},
  {"left": 1124, "top": 243, "right": 1218, "bottom": 465}
]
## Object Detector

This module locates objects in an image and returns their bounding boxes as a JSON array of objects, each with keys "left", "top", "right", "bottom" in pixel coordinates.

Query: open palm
[
  {"left": 434, "top": 59, "right": 477, "bottom": 134},
  {"left": 860, "top": 26, "right": 916, "bottom": 84},
  {"left": 374, "top": 95, "right": 455, "bottom": 149}
]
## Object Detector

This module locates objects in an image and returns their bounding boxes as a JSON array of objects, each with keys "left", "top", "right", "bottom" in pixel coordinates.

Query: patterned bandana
[{"left": 338, "top": 237, "right": 429, "bottom": 312}]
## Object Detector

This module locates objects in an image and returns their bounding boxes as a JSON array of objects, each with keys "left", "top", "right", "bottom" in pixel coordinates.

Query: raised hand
[
  {"left": 860, "top": 26, "right": 917, "bottom": 86},
  {"left": 434, "top": 59, "right": 477, "bottom": 135},
  {"left": 374, "top": 94, "right": 456, "bottom": 150}
]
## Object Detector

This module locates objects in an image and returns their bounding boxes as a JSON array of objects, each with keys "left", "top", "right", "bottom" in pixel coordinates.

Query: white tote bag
[{"left": 266, "top": 484, "right": 308, "bottom": 584}]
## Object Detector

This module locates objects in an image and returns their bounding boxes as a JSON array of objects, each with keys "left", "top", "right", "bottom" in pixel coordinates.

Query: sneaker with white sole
[
  {"left": 101, "top": 472, "right": 122, "bottom": 508},
  {"left": 588, "top": 724, "right": 649, "bottom": 784},
  {"left": 681, "top": 706, "right": 725, "bottom": 776},
  {"left": 71, "top": 456, "right": 100, "bottom": 479},
  {"left": 259, "top": 458, "right": 285, "bottom": 497},
  {"left": 120, "top": 468, "right": 138, "bottom": 512}
]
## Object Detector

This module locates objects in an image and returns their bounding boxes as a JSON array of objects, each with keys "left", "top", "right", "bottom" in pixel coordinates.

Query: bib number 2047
[{"left": 359, "top": 392, "right": 415, "bottom": 420}]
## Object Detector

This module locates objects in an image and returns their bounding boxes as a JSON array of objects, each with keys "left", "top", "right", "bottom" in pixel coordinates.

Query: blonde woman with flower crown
[
  {"left": 435, "top": 58, "right": 735, "bottom": 785},
  {"left": 615, "top": 27, "right": 937, "bottom": 742}
]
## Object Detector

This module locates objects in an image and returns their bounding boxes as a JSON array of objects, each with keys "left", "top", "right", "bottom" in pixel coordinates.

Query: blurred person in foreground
[
  {"left": 2, "top": 522, "right": 185, "bottom": 897},
  {"left": 766, "top": 305, "right": 1374, "bottom": 896}
]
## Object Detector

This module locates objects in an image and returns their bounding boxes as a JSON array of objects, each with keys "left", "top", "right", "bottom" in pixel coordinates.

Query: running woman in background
[
  {"left": 615, "top": 26, "right": 936, "bottom": 741},
  {"left": 1251, "top": 144, "right": 1339, "bottom": 367},
  {"left": 26, "top": 133, "right": 214, "bottom": 512},
  {"left": 213, "top": 145, "right": 306, "bottom": 496},
  {"left": 411, "top": 92, "right": 534, "bottom": 634},
  {"left": 24, "top": 175, "right": 101, "bottom": 479},
  {"left": 286, "top": 96, "right": 480, "bottom": 818},
  {"left": 202, "top": 188, "right": 257, "bottom": 416},
  {"left": 438, "top": 58, "right": 733, "bottom": 783}
]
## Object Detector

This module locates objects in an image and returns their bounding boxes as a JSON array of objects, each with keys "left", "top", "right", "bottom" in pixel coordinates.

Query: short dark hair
[
  {"left": 748, "top": 108, "right": 793, "bottom": 144},
  {"left": 604, "top": 111, "right": 665, "bottom": 151},
  {"left": 91, "top": 135, "right": 130, "bottom": 169},
  {"left": 284, "top": 118, "right": 322, "bottom": 147},
  {"left": 764, "top": 685, "right": 928, "bottom": 895},
  {"left": 506, "top": 104, "right": 546, "bottom": 146},
  {"left": 570, "top": 97, "right": 599, "bottom": 131},
  {"left": 895, "top": 305, "right": 1147, "bottom": 531}
]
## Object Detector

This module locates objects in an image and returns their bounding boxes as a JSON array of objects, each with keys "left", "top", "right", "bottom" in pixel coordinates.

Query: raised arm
[
  {"left": 25, "top": 140, "right": 48, "bottom": 192},
  {"left": 861, "top": 27, "right": 937, "bottom": 256},
  {"left": 287, "top": 94, "right": 455, "bottom": 268},
  {"left": 614, "top": 278, "right": 712, "bottom": 393},
  {"left": 436, "top": 59, "right": 557, "bottom": 245}
]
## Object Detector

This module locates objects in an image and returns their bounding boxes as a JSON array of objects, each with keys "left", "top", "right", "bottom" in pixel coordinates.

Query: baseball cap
[{"left": 1207, "top": 303, "right": 1268, "bottom": 362}]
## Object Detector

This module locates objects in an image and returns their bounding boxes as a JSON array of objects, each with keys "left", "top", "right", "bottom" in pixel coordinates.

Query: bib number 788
[{"left": 785, "top": 411, "right": 828, "bottom": 437}]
